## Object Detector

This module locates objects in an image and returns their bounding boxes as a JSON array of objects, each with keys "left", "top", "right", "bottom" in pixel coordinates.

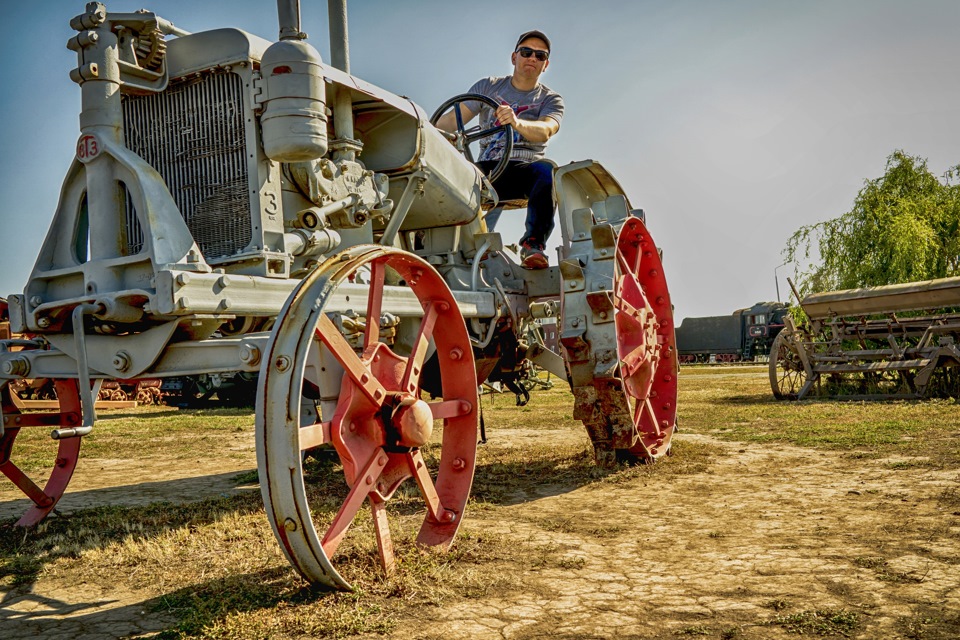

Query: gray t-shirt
[{"left": 466, "top": 76, "right": 564, "bottom": 163}]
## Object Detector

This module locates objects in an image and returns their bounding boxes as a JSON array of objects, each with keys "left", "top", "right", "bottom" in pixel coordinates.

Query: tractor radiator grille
[{"left": 122, "top": 70, "right": 251, "bottom": 259}]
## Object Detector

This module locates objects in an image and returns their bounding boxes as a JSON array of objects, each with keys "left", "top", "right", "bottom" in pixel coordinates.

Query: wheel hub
[{"left": 392, "top": 396, "right": 434, "bottom": 448}]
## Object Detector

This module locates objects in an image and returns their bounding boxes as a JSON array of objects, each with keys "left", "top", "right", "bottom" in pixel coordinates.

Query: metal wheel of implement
[
  {"left": 1, "top": 378, "right": 84, "bottom": 526},
  {"left": 257, "top": 245, "right": 478, "bottom": 589},
  {"left": 611, "top": 217, "right": 678, "bottom": 464},
  {"left": 769, "top": 331, "right": 807, "bottom": 400}
]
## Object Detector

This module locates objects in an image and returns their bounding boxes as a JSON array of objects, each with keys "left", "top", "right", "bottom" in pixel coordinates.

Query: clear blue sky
[{"left": 2, "top": 0, "right": 959, "bottom": 321}]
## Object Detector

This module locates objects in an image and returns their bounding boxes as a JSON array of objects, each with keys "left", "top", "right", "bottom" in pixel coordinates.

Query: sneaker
[{"left": 520, "top": 242, "right": 549, "bottom": 269}]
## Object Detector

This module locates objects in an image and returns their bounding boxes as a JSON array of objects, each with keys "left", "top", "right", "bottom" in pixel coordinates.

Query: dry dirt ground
[{"left": 1, "top": 373, "right": 959, "bottom": 639}]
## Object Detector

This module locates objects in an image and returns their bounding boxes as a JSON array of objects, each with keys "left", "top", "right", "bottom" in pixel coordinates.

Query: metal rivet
[{"left": 284, "top": 518, "right": 297, "bottom": 532}]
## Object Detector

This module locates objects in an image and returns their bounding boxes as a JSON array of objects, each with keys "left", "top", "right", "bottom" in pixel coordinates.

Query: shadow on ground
[{"left": 0, "top": 566, "right": 315, "bottom": 639}]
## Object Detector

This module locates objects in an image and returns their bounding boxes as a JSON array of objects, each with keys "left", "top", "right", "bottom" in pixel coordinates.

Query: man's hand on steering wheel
[{"left": 494, "top": 104, "right": 520, "bottom": 129}]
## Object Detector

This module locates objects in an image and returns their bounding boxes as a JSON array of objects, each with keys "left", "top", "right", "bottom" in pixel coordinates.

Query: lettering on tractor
[{"left": 0, "top": 1, "right": 677, "bottom": 590}]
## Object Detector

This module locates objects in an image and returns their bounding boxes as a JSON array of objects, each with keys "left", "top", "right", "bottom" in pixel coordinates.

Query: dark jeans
[{"left": 477, "top": 160, "right": 555, "bottom": 250}]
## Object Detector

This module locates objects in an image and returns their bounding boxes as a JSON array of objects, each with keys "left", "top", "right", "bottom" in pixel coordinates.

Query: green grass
[
  {"left": 7, "top": 406, "right": 255, "bottom": 474},
  {"left": 679, "top": 374, "right": 960, "bottom": 465}
]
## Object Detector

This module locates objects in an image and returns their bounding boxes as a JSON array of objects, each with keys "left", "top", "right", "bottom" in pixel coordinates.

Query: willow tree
[{"left": 785, "top": 151, "right": 960, "bottom": 295}]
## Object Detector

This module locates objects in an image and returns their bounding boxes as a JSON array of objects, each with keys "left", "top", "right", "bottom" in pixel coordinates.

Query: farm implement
[
  {"left": 771, "top": 276, "right": 960, "bottom": 400},
  {"left": 0, "top": 1, "right": 677, "bottom": 589}
]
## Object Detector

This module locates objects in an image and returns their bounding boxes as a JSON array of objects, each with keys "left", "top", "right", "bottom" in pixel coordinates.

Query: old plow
[
  {"left": 770, "top": 276, "right": 960, "bottom": 400},
  {"left": 0, "top": 1, "right": 677, "bottom": 589}
]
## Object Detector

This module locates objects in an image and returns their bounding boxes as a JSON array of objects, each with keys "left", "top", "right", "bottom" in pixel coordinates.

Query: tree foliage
[{"left": 785, "top": 151, "right": 960, "bottom": 295}]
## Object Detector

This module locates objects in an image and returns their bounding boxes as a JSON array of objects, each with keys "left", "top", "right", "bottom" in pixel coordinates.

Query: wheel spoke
[
  {"left": 632, "top": 399, "right": 644, "bottom": 432},
  {"left": 322, "top": 448, "right": 390, "bottom": 559},
  {"left": 465, "top": 124, "right": 508, "bottom": 144},
  {"left": 0, "top": 458, "right": 52, "bottom": 507},
  {"left": 617, "top": 258, "right": 646, "bottom": 308},
  {"left": 617, "top": 251, "right": 633, "bottom": 283},
  {"left": 406, "top": 450, "right": 448, "bottom": 523},
  {"left": 621, "top": 343, "right": 649, "bottom": 377},
  {"left": 644, "top": 398, "right": 662, "bottom": 436},
  {"left": 401, "top": 301, "right": 440, "bottom": 394},
  {"left": 370, "top": 499, "right": 396, "bottom": 576},
  {"left": 315, "top": 314, "right": 387, "bottom": 407},
  {"left": 364, "top": 260, "right": 386, "bottom": 350},
  {"left": 428, "top": 399, "right": 471, "bottom": 420},
  {"left": 299, "top": 421, "right": 332, "bottom": 451}
]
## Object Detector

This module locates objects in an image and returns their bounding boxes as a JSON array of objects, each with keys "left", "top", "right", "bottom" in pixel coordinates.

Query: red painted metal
[
  {"left": 1, "top": 379, "right": 84, "bottom": 525},
  {"left": 321, "top": 253, "right": 478, "bottom": 555},
  {"left": 260, "top": 247, "right": 478, "bottom": 585},
  {"left": 614, "top": 218, "right": 678, "bottom": 460}
]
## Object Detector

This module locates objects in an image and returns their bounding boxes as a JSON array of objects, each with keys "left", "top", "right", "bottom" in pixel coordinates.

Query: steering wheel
[{"left": 430, "top": 93, "right": 514, "bottom": 183}]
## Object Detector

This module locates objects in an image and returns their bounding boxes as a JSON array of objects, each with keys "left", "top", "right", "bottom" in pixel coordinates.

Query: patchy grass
[
  {"left": 679, "top": 373, "right": 960, "bottom": 465},
  {"left": 7, "top": 406, "right": 255, "bottom": 475},
  {"left": 770, "top": 609, "right": 861, "bottom": 636},
  {"left": 2, "top": 368, "right": 959, "bottom": 637}
]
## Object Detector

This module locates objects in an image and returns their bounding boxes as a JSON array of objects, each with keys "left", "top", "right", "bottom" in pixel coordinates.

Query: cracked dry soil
[
  {"left": 403, "top": 433, "right": 960, "bottom": 639},
  {"left": 1, "top": 374, "right": 959, "bottom": 639}
]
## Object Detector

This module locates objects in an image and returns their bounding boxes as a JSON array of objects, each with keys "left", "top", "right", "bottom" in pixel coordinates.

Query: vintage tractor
[
  {"left": 771, "top": 276, "right": 960, "bottom": 400},
  {"left": 0, "top": 1, "right": 677, "bottom": 589}
]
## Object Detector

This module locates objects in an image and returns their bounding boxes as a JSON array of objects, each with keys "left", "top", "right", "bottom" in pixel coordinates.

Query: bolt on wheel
[{"left": 256, "top": 246, "right": 478, "bottom": 589}]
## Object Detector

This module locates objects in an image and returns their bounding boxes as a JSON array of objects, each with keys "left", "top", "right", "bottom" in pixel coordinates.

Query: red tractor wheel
[
  {"left": 612, "top": 217, "right": 678, "bottom": 463},
  {"left": 257, "top": 246, "right": 478, "bottom": 589},
  {"left": 1, "top": 379, "right": 84, "bottom": 526},
  {"left": 562, "top": 215, "right": 678, "bottom": 467}
]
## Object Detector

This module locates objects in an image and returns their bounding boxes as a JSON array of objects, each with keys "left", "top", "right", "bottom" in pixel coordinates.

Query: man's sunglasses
[{"left": 516, "top": 46, "right": 549, "bottom": 62}]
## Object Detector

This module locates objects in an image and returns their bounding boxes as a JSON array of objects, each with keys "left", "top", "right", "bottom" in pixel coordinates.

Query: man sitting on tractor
[{"left": 435, "top": 30, "right": 565, "bottom": 269}]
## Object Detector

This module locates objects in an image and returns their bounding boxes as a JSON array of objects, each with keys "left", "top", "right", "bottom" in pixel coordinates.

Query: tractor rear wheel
[{"left": 563, "top": 215, "right": 678, "bottom": 467}]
